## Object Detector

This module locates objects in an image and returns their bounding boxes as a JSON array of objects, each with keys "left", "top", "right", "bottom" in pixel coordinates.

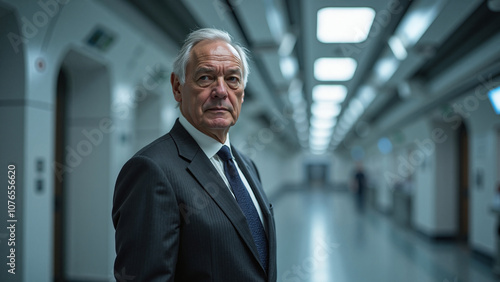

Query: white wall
[
  {"left": 361, "top": 115, "right": 462, "bottom": 237},
  {"left": 330, "top": 153, "right": 353, "bottom": 188},
  {"left": 362, "top": 78, "right": 500, "bottom": 254},
  {"left": 231, "top": 118, "right": 303, "bottom": 195},
  {"left": 0, "top": 3, "right": 27, "bottom": 282},
  {"left": 413, "top": 142, "right": 436, "bottom": 235},
  {"left": 62, "top": 49, "right": 112, "bottom": 280},
  {"left": 134, "top": 90, "right": 177, "bottom": 153},
  {"left": 1, "top": 0, "right": 179, "bottom": 280},
  {"left": 463, "top": 88, "right": 500, "bottom": 255}
]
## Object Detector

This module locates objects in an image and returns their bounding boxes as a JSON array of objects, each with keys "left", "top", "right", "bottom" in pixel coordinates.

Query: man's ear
[{"left": 171, "top": 73, "right": 182, "bottom": 102}]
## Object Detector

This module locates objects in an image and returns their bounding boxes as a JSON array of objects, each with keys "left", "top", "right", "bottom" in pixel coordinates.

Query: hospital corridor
[{"left": 1, "top": 0, "right": 500, "bottom": 281}]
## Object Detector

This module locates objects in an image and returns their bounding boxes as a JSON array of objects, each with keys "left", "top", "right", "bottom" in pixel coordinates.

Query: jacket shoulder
[{"left": 133, "top": 133, "right": 176, "bottom": 161}]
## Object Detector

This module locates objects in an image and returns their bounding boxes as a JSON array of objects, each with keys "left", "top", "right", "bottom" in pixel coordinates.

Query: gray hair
[{"left": 172, "top": 28, "right": 250, "bottom": 88}]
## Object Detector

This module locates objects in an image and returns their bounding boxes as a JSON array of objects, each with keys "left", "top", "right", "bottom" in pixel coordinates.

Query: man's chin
[{"left": 204, "top": 118, "right": 234, "bottom": 129}]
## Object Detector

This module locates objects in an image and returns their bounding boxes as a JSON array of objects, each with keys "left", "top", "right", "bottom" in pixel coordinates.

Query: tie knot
[{"left": 217, "top": 145, "right": 232, "bottom": 161}]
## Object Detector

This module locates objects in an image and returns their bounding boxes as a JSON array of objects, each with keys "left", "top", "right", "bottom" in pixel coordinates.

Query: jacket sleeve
[{"left": 112, "top": 155, "right": 180, "bottom": 281}]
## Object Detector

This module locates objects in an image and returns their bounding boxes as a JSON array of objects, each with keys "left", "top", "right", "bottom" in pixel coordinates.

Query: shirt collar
[{"left": 178, "top": 114, "right": 231, "bottom": 159}]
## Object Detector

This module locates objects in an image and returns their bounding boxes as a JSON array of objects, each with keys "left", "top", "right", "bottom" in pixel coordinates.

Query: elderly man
[{"left": 112, "top": 28, "right": 277, "bottom": 281}]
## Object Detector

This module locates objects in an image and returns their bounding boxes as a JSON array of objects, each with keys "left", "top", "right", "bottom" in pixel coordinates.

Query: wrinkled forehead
[{"left": 190, "top": 39, "right": 242, "bottom": 66}]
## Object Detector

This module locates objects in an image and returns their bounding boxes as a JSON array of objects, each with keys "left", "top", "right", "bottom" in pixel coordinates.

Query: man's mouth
[{"left": 207, "top": 107, "right": 228, "bottom": 112}]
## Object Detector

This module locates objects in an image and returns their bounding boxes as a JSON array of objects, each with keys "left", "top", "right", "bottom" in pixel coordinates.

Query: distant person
[
  {"left": 112, "top": 28, "right": 277, "bottom": 281},
  {"left": 351, "top": 162, "right": 367, "bottom": 211}
]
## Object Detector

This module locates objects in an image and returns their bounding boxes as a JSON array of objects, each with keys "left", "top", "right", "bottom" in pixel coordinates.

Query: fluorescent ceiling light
[
  {"left": 310, "top": 145, "right": 329, "bottom": 152},
  {"left": 388, "top": 35, "right": 408, "bottom": 61},
  {"left": 357, "top": 86, "right": 376, "bottom": 107},
  {"left": 310, "top": 125, "right": 334, "bottom": 134},
  {"left": 288, "top": 78, "right": 303, "bottom": 95},
  {"left": 311, "top": 102, "right": 341, "bottom": 118},
  {"left": 309, "top": 146, "right": 329, "bottom": 154},
  {"left": 310, "top": 148, "right": 327, "bottom": 155},
  {"left": 310, "top": 130, "right": 333, "bottom": 139},
  {"left": 115, "top": 84, "right": 132, "bottom": 106},
  {"left": 311, "top": 150, "right": 327, "bottom": 155},
  {"left": 310, "top": 140, "right": 329, "bottom": 147},
  {"left": 488, "top": 86, "right": 500, "bottom": 114},
  {"left": 279, "top": 32, "right": 297, "bottom": 56},
  {"left": 309, "top": 139, "right": 330, "bottom": 150},
  {"left": 343, "top": 109, "right": 357, "bottom": 121},
  {"left": 293, "top": 110, "right": 307, "bottom": 123},
  {"left": 266, "top": 1, "right": 285, "bottom": 42},
  {"left": 311, "top": 117, "right": 337, "bottom": 129},
  {"left": 291, "top": 105, "right": 304, "bottom": 120},
  {"left": 395, "top": 0, "right": 446, "bottom": 47},
  {"left": 289, "top": 93, "right": 304, "bottom": 106},
  {"left": 317, "top": 7, "right": 376, "bottom": 43},
  {"left": 310, "top": 143, "right": 328, "bottom": 149},
  {"left": 348, "top": 98, "right": 364, "bottom": 116},
  {"left": 314, "top": 58, "right": 357, "bottom": 81},
  {"left": 280, "top": 56, "right": 298, "bottom": 80},
  {"left": 374, "top": 57, "right": 399, "bottom": 84},
  {"left": 312, "top": 85, "right": 347, "bottom": 102}
]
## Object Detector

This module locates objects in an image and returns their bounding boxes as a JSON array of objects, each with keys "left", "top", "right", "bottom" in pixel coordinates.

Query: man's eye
[
  {"left": 197, "top": 76, "right": 214, "bottom": 86},
  {"left": 227, "top": 76, "right": 240, "bottom": 84}
]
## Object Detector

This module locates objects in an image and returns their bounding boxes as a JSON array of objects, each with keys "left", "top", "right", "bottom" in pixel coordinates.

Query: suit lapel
[{"left": 169, "top": 120, "right": 262, "bottom": 266}]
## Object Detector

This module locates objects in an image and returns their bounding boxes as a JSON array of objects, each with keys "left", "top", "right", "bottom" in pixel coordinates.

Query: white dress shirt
[{"left": 178, "top": 115, "right": 265, "bottom": 225}]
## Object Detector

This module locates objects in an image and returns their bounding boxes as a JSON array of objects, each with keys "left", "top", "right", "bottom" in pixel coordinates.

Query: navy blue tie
[{"left": 217, "top": 145, "right": 268, "bottom": 272}]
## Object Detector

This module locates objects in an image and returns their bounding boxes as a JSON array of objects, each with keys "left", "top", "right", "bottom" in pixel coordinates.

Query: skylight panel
[{"left": 317, "top": 7, "right": 376, "bottom": 43}]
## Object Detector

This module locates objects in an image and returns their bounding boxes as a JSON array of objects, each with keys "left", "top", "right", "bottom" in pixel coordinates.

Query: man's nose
[{"left": 212, "top": 77, "right": 228, "bottom": 98}]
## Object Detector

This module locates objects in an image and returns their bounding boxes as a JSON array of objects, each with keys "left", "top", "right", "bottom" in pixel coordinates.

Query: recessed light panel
[
  {"left": 317, "top": 7, "right": 376, "bottom": 43},
  {"left": 312, "top": 85, "right": 347, "bottom": 103},
  {"left": 314, "top": 57, "right": 357, "bottom": 81}
]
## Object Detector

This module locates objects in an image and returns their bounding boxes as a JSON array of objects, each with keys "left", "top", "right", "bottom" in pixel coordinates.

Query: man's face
[{"left": 172, "top": 40, "right": 245, "bottom": 141}]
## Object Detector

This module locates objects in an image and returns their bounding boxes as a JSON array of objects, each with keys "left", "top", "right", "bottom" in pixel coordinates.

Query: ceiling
[{"left": 123, "top": 0, "right": 500, "bottom": 155}]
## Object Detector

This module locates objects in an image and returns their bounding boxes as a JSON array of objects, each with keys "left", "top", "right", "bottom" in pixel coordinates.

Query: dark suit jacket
[{"left": 112, "top": 119, "right": 277, "bottom": 281}]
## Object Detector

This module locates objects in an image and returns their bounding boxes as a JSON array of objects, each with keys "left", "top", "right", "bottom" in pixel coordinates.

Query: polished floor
[{"left": 273, "top": 186, "right": 498, "bottom": 282}]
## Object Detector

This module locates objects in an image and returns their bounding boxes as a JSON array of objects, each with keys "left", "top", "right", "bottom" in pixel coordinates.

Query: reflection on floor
[{"left": 273, "top": 186, "right": 497, "bottom": 282}]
